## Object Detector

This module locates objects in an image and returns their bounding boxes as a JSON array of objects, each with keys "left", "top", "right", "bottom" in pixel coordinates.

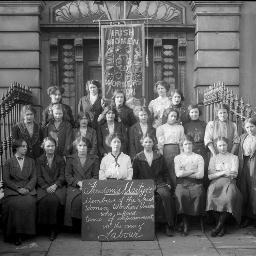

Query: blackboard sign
[
  {"left": 82, "top": 179, "right": 155, "bottom": 241},
  {"left": 101, "top": 24, "right": 145, "bottom": 101}
]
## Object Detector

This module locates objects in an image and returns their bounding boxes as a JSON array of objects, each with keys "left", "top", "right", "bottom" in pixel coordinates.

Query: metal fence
[
  {"left": 203, "top": 81, "right": 256, "bottom": 134},
  {"left": 0, "top": 82, "right": 33, "bottom": 180}
]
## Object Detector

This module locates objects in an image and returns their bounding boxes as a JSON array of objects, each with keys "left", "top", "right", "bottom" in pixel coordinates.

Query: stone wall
[{"left": 0, "top": 1, "right": 42, "bottom": 110}]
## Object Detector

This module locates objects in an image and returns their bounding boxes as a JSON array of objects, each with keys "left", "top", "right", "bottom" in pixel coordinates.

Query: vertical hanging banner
[{"left": 101, "top": 24, "right": 145, "bottom": 101}]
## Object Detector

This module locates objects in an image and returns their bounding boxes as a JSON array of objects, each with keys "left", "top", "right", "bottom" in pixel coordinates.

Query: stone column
[
  {"left": 0, "top": 1, "right": 43, "bottom": 107},
  {"left": 191, "top": 1, "right": 243, "bottom": 103}
]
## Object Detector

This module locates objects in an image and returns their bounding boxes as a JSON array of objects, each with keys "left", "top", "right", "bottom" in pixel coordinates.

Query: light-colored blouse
[
  {"left": 99, "top": 152, "right": 133, "bottom": 180},
  {"left": 208, "top": 153, "right": 238, "bottom": 179},
  {"left": 144, "top": 150, "right": 153, "bottom": 167},
  {"left": 156, "top": 123, "right": 184, "bottom": 151},
  {"left": 243, "top": 135, "right": 256, "bottom": 156},
  {"left": 204, "top": 120, "right": 239, "bottom": 152},
  {"left": 140, "top": 123, "right": 148, "bottom": 136},
  {"left": 174, "top": 153, "right": 204, "bottom": 179},
  {"left": 148, "top": 97, "right": 171, "bottom": 118}
]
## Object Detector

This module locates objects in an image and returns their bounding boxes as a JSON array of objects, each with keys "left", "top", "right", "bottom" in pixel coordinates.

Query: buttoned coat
[
  {"left": 129, "top": 122, "right": 156, "bottom": 160},
  {"left": 36, "top": 154, "right": 66, "bottom": 205},
  {"left": 12, "top": 122, "right": 43, "bottom": 159},
  {"left": 3, "top": 156, "right": 37, "bottom": 197},
  {"left": 64, "top": 154, "right": 99, "bottom": 226}
]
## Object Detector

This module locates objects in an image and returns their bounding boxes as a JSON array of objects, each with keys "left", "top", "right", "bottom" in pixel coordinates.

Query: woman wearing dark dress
[
  {"left": 64, "top": 136, "right": 99, "bottom": 229},
  {"left": 129, "top": 107, "right": 156, "bottom": 160},
  {"left": 183, "top": 104, "right": 208, "bottom": 187},
  {"left": 43, "top": 104, "right": 73, "bottom": 158},
  {"left": 73, "top": 111, "right": 97, "bottom": 155},
  {"left": 206, "top": 137, "right": 242, "bottom": 237},
  {"left": 238, "top": 117, "right": 256, "bottom": 227},
  {"left": 2, "top": 139, "right": 37, "bottom": 245},
  {"left": 77, "top": 80, "right": 103, "bottom": 130},
  {"left": 12, "top": 105, "right": 43, "bottom": 159},
  {"left": 132, "top": 134, "right": 175, "bottom": 236},
  {"left": 97, "top": 105, "right": 128, "bottom": 157},
  {"left": 42, "top": 86, "right": 75, "bottom": 128},
  {"left": 174, "top": 135, "right": 206, "bottom": 236},
  {"left": 162, "top": 89, "right": 188, "bottom": 125},
  {"left": 36, "top": 137, "right": 66, "bottom": 241}
]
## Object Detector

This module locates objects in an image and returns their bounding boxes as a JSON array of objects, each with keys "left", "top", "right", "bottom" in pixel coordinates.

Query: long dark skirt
[
  {"left": 155, "top": 186, "right": 176, "bottom": 227},
  {"left": 163, "top": 144, "right": 180, "bottom": 189},
  {"left": 2, "top": 195, "right": 36, "bottom": 238},
  {"left": 193, "top": 142, "right": 209, "bottom": 188},
  {"left": 240, "top": 156, "right": 256, "bottom": 219},
  {"left": 206, "top": 177, "right": 242, "bottom": 223},
  {"left": 38, "top": 194, "right": 61, "bottom": 225},
  {"left": 71, "top": 194, "right": 82, "bottom": 220},
  {"left": 175, "top": 178, "right": 206, "bottom": 216}
]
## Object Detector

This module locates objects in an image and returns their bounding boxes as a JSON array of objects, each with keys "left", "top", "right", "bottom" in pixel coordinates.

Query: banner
[{"left": 101, "top": 24, "right": 145, "bottom": 100}]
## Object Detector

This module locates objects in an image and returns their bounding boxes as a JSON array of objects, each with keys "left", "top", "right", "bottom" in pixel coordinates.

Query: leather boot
[
  {"left": 182, "top": 215, "right": 189, "bottom": 236},
  {"left": 211, "top": 212, "right": 227, "bottom": 237}
]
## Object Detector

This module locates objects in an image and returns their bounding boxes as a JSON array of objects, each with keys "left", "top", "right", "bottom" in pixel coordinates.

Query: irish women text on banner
[{"left": 101, "top": 24, "right": 145, "bottom": 104}]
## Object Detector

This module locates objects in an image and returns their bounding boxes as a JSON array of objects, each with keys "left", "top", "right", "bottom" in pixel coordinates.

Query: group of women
[{"left": 1, "top": 79, "right": 256, "bottom": 245}]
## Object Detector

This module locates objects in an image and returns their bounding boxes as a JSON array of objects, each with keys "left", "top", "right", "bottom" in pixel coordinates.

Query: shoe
[
  {"left": 165, "top": 225, "right": 174, "bottom": 237},
  {"left": 218, "top": 227, "right": 225, "bottom": 237},
  {"left": 49, "top": 230, "right": 57, "bottom": 241},
  {"left": 210, "top": 213, "right": 227, "bottom": 237},
  {"left": 14, "top": 236, "right": 22, "bottom": 246},
  {"left": 182, "top": 218, "right": 189, "bottom": 236},
  {"left": 176, "top": 221, "right": 184, "bottom": 232}
]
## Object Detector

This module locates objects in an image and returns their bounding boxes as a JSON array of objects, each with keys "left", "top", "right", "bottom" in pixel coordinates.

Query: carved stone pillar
[
  {"left": 153, "top": 38, "right": 163, "bottom": 83},
  {"left": 49, "top": 38, "right": 59, "bottom": 86},
  {"left": 74, "top": 38, "right": 84, "bottom": 115},
  {"left": 178, "top": 36, "right": 187, "bottom": 94}
]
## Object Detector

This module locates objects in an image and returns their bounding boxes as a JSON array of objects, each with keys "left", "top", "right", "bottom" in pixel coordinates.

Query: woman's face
[
  {"left": 106, "top": 110, "right": 115, "bottom": 122},
  {"left": 172, "top": 92, "right": 181, "bottom": 105},
  {"left": 24, "top": 110, "right": 34, "bottom": 123},
  {"left": 111, "top": 138, "right": 121, "bottom": 152},
  {"left": 217, "top": 140, "right": 228, "bottom": 154},
  {"left": 44, "top": 140, "right": 55, "bottom": 155},
  {"left": 142, "top": 137, "right": 153, "bottom": 151},
  {"left": 245, "top": 122, "right": 256, "bottom": 136},
  {"left": 50, "top": 90, "right": 62, "bottom": 104},
  {"left": 138, "top": 111, "right": 148, "bottom": 124},
  {"left": 79, "top": 116, "right": 89, "bottom": 128},
  {"left": 183, "top": 140, "right": 193, "bottom": 153},
  {"left": 115, "top": 93, "right": 125, "bottom": 107},
  {"left": 53, "top": 109, "right": 63, "bottom": 122},
  {"left": 17, "top": 141, "right": 28, "bottom": 156},
  {"left": 217, "top": 109, "right": 228, "bottom": 122},
  {"left": 88, "top": 84, "right": 98, "bottom": 96},
  {"left": 189, "top": 108, "right": 200, "bottom": 121},
  {"left": 156, "top": 85, "right": 167, "bottom": 97},
  {"left": 167, "top": 111, "right": 178, "bottom": 124},
  {"left": 77, "top": 141, "right": 88, "bottom": 155}
]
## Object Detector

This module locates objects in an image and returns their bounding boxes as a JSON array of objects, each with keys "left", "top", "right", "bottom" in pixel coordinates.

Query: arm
[
  {"left": 3, "top": 161, "right": 20, "bottom": 192},
  {"left": 25, "top": 159, "right": 37, "bottom": 191},
  {"left": 97, "top": 126, "right": 106, "bottom": 157},
  {"left": 99, "top": 157, "right": 107, "bottom": 180},
  {"left": 55, "top": 157, "right": 66, "bottom": 187},
  {"left": 225, "top": 155, "right": 239, "bottom": 178},
  {"left": 11, "top": 124, "right": 20, "bottom": 141},
  {"left": 132, "top": 157, "right": 139, "bottom": 179},
  {"left": 204, "top": 121, "right": 216, "bottom": 156},
  {"left": 90, "top": 129, "right": 98, "bottom": 155},
  {"left": 129, "top": 126, "right": 136, "bottom": 160},
  {"left": 189, "top": 155, "right": 204, "bottom": 179},
  {"left": 179, "top": 126, "right": 185, "bottom": 153},
  {"left": 64, "top": 122, "right": 74, "bottom": 156},
  {"left": 36, "top": 159, "right": 48, "bottom": 189},
  {"left": 125, "top": 157, "right": 133, "bottom": 180},
  {"left": 231, "top": 123, "right": 240, "bottom": 155},
  {"left": 91, "top": 158, "right": 99, "bottom": 179},
  {"left": 156, "top": 126, "right": 164, "bottom": 154},
  {"left": 174, "top": 155, "right": 195, "bottom": 178},
  {"left": 208, "top": 156, "right": 225, "bottom": 180},
  {"left": 65, "top": 158, "right": 79, "bottom": 187}
]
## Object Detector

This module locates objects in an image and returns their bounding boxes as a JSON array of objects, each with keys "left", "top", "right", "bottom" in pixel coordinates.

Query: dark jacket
[
  {"left": 3, "top": 156, "right": 37, "bottom": 197},
  {"left": 42, "top": 103, "right": 75, "bottom": 128},
  {"left": 64, "top": 154, "right": 99, "bottom": 226},
  {"left": 36, "top": 154, "right": 66, "bottom": 205},
  {"left": 78, "top": 95, "right": 103, "bottom": 129},
  {"left": 73, "top": 127, "right": 98, "bottom": 155},
  {"left": 129, "top": 122, "right": 156, "bottom": 160},
  {"left": 116, "top": 105, "right": 137, "bottom": 128},
  {"left": 97, "top": 121, "right": 128, "bottom": 157},
  {"left": 12, "top": 122, "right": 43, "bottom": 159},
  {"left": 132, "top": 151, "right": 170, "bottom": 186}
]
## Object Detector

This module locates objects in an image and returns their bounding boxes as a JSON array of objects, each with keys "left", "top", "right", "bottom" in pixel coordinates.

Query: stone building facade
[{"left": 0, "top": 1, "right": 255, "bottom": 118}]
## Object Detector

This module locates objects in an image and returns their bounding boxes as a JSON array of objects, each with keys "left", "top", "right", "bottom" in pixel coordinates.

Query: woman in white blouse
[
  {"left": 174, "top": 135, "right": 206, "bottom": 236},
  {"left": 156, "top": 108, "right": 184, "bottom": 188},
  {"left": 206, "top": 137, "right": 242, "bottom": 237},
  {"left": 148, "top": 81, "right": 171, "bottom": 128},
  {"left": 99, "top": 134, "right": 133, "bottom": 180}
]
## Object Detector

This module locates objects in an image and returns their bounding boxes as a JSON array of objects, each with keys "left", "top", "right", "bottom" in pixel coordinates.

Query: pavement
[{"left": 1, "top": 225, "right": 256, "bottom": 256}]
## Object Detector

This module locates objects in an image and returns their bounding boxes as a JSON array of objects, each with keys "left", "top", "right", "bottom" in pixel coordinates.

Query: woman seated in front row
[
  {"left": 132, "top": 134, "right": 176, "bottom": 236},
  {"left": 206, "top": 137, "right": 242, "bottom": 237},
  {"left": 64, "top": 136, "right": 99, "bottom": 230},
  {"left": 174, "top": 135, "right": 206, "bottom": 236},
  {"left": 36, "top": 137, "right": 66, "bottom": 241},
  {"left": 99, "top": 134, "right": 132, "bottom": 180}
]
